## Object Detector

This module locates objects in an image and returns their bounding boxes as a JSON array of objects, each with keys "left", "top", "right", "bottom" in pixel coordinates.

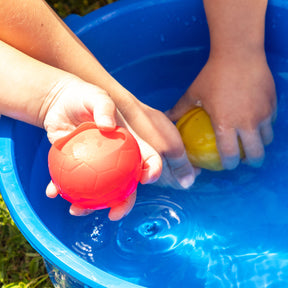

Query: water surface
[{"left": 29, "top": 49, "right": 288, "bottom": 287}]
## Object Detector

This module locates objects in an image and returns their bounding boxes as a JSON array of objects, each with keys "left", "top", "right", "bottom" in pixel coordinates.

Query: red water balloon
[{"left": 48, "top": 122, "right": 142, "bottom": 209}]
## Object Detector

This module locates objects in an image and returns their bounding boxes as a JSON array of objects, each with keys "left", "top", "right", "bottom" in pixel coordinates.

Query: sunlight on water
[{"left": 29, "top": 49, "right": 288, "bottom": 287}]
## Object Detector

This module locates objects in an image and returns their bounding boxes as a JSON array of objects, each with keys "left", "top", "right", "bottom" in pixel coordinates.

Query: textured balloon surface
[{"left": 48, "top": 123, "right": 142, "bottom": 209}]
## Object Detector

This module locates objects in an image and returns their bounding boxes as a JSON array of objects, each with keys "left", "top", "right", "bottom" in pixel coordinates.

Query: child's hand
[
  {"left": 119, "top": 100, "right": 199, "bottom": 189},
  {"left": 167, "top": 52, "right": 277, "bottom": 169},
  {"left": 43, "top": 77, "right": 162, "bottom": 221},
  {"left": 0, "top": 0, "right": 198, "bottom": 191}
]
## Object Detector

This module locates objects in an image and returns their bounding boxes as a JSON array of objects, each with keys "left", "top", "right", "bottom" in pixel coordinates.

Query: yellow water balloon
[{"left": 176, "top": 107, "right": 244, "bottom": 171}]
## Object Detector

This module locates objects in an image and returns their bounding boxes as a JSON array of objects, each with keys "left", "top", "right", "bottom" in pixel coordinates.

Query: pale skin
[
  {"left": 168, "top": 0, "right": 277, "bottom": 169},
  {"left": 0, "top": 0, "right": 192, "bottom": 221},
  {"left": 0, "top": 40, "right": 162, "bottom": 220},
  {"left": 0, "top": 1, "right": 276, "bottom": 218},
  {"left": 0, "top": 0, "right": 197, "bottom": 190}
]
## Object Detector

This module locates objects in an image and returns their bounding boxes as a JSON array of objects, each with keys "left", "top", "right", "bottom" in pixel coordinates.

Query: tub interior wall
[{"left": 7, "top": 1, "right": 288, "bottom": 287}]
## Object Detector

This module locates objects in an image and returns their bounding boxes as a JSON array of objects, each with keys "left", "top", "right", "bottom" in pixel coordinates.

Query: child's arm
[
  {"left": 0, "top": 40, "right": 161, "bottom": 220},
  {"left": 203, "top": 0, "right": 267, "bottom": 56},
  {"left": 0, "top": 39, "right": 76, "bottom": 127},
  {"left": 167, "top": 0, "right": 276, "bottom": 169},
  {"left": 0, "top": 0, "right": 196, "bottom": 189}
]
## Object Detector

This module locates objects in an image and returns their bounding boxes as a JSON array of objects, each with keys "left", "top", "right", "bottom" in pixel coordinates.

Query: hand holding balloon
[
  {"left": 176, "top": 108, "right": 244, "bottom": 171},
  {"left": 48, "top": 122, "right": 142, "bottom": 210}
]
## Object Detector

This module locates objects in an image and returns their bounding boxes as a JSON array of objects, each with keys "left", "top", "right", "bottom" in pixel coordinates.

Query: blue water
[{"left": 29, "top": 49, "right": 288, "bottom": 287}]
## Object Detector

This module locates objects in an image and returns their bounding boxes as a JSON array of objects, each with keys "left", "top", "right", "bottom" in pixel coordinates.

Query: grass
[
  {"left": 0, "top": 1, "right": 117, "bottom": 287},
  {"left": 47, "top": 0, "right": 117, "bottom": 18},
  {"left": 0, "top": 194, "right": 52, "bottom": 288}
]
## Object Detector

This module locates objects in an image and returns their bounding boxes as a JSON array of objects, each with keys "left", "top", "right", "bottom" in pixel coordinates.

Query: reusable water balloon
[
  {"left": 176, "top": 107, "right": 244, "bottom": 171},
  {"left": 48, "top": 122, "right": 142, "bottom": 209}
]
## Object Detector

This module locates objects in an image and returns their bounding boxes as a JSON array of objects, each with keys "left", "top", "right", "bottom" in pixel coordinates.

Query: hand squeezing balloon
[
  {"left": 176, "top": 108, "right": 244, "bottom": 171},
  {"left": 48, "top": 122, "right": 142, "bottom": 210}
]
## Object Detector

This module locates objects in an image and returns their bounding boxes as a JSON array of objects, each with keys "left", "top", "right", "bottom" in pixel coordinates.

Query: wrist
[
  {"left": 203, "top": 0, "right": 267, "bottom": 61},
  {"left": 209, "top": 44, "right": 266, "bottom": 63},
  {"left": 107, "top": 83, "right": 141, "bottom": 117}
]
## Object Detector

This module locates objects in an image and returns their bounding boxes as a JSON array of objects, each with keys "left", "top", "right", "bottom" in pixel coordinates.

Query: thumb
[
  {"left": 166, "top": 91, "right": 201, "bottom": 122},
  {"left": 93, "top": 94, "right": 117, "bottom": 131},
  {"left": 82, "top": 88, "right": 117, "bottom": 131},
  {"left": 108, "top": 192, "right": 137, "bottom": 221},
  {"left": 165, "top": 152, "right": 197, "bottom": 189}
]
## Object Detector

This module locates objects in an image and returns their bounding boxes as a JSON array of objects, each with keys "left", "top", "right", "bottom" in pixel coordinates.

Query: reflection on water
[
  {"left": 29, "top": 50, "right": 288, "bottom": 287},
  {"left": 65, "top": 170, "right": 288, "bottom": 287}
]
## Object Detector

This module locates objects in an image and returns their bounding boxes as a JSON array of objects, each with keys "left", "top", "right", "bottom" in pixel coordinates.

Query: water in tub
[{"left": 29, "top": 47, "right": 288, "bottom": 287}]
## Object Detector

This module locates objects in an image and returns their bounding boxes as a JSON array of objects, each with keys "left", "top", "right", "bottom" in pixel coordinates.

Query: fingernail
[
  {"left": 141, "top": 156, "right": 162, "bottom": 184},
  {"left": 221, "top": 156, "right": 240, "bottom": 170},
  {"left": 98, "top": 115, "right": 115, "bottom": 128},
  {"left": 242, "top": 157, "right": 264, "bottom": 168},
  {"left": 178, "top": 173, "right": 195, "bottom": 189},
  {"left": 69, "top": 209, "right": 82, "bottom": 216},
  {"left": 70, "top": 207, "right": 93, "bottom": 216},
  {"left": 46, "top": 181, "right": 58, "bottom": 198}
]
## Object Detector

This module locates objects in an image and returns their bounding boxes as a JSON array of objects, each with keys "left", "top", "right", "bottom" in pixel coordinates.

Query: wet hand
[
  {"left": 167, "top": 52, "right": 277, "bottom": 169},
  {"left": 118, "top": 101, "right": 199, "bottom": 189},
  {"left": 43, "top": 77, "right": 162, "bottom": 220}
]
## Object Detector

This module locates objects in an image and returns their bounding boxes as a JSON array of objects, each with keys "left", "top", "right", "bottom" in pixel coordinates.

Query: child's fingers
[
  {"left": 215, "top": 127, "right": 240, "bottom": 170},
  {"left": 108, "top": 192, "right": 137, "bottom": 221},
  {"left": 164, "top": 152, "right": 196, "bottom": 189},
  {"left": 136, "top": 138, "right": 163, "bottom": 185},
  {"left": 101, "top": 118, "right": 161, "bottom": 220},
  {"left": 68, "top": 192, "right": 137, "bottom": 219},
  {"left": 80, "top": 86, "right": 116, "bottom": 130},
  {"left": 238, "top": 129, "right": 265, "bottom": 168},
  {"left": 116, "top": 112, "right": 163, "bottom": 185},
  {"left": 46, "top": 181, "right": 95, "bottom": 217},
  {"left": 89, "top": 91, "right": 117, "bottom": 131},
  {"left": 259, "top": 117, "right": 274, "bottom": 146},
  {"left": 46, "top": 180, "right": 59, "bottom": 198},
  {"left": 69, "top": 205, "right": 95, "bottom": 216}
]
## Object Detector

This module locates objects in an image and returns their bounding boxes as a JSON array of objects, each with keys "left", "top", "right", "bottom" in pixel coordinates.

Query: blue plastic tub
[{"left": 1, "top": 0, "right": 288, "bottom": 287}]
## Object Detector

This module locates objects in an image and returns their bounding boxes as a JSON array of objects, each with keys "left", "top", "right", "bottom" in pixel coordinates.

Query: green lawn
[
  {"left": 47, "top": 0, "right": 116, "bottom": 18},
  {"left": 0, "top": 195, "right": 52, "bottom": 288},
  {"left": 0, "top": 1, "right": 116, "bottom": 287}
]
